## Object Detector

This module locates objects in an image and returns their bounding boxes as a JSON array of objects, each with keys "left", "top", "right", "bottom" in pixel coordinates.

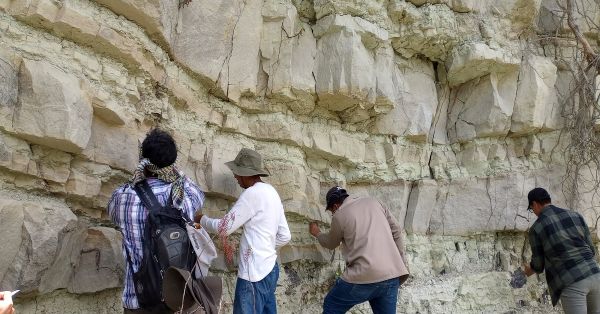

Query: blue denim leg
[
  {"left": 261, "top": 265, "right": 279, "bottom": 314},
  {"left": 233, "top": 263, "right": 279, "bottom": 314},
  {"left": 368, "top": 278, "right": 400, "bottom": 314},
  {"left": 323, "top": 278, "right": 378, "bottom": 314},
  {"left": 323, "top": 277, "right": 400, "bottom": 314},
  {"left": 233, "top": 276, "right": 258, "bottom": 314}
]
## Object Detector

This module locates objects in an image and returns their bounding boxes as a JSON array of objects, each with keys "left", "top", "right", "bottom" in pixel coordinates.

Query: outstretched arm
[
  {"left": 276, "top": 212, "right": 291, "bottom": 249},
  {"left": 314, "top": 217, "right": 343, "bottom": 250},
  {"left": 525, "top": 230, "right": 545, "bottom": 276},
  {"left": 200, "top": 196, "right": 254, "bottom": 236}
]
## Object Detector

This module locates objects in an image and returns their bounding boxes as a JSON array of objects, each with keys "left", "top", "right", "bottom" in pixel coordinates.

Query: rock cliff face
[{"left": 0, "top": 0, "right": 598, "bottom": 313}]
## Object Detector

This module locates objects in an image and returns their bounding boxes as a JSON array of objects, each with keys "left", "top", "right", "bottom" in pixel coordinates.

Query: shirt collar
[{"left": 540, "top": 204, "right": 553, "bottom": 215}]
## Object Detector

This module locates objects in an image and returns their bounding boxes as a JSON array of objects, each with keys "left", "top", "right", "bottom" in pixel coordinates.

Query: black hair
[
  {"left": 141, "top": 128, "right": 177, "bottom": 168},
  {"left": 527, "top": 187, "right": 552, "bottom": 207},
  {"left": 326, "top": 186, "right": 350, "bottom": 210}
]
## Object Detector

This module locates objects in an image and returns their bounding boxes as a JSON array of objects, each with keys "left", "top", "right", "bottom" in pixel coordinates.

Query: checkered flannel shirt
[
  {"left": 108, "top": 177, "right": 204, "bottom": 310},
  {"left": 529, "top": 205, "right": 599, "bottom": 306}
]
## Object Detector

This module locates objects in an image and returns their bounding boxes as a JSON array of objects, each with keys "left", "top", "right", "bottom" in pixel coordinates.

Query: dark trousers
[{"left": 323, "top": 277, "right": 400, "bottom": 314}]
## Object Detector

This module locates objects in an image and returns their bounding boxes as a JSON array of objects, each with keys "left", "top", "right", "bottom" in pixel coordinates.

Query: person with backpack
[
  {"left": 194, "top": 148, "right": 291, "bottom": 314},
  {"left": 309, "top": 186, "right": 409, "bottom": 314},
  {"left": 108, "top": 129, "right": 205, "bottom": 314}
]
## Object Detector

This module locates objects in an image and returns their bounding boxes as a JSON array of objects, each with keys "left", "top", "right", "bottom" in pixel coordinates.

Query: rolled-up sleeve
[{"left": 529, "top": 229, "right": 545, "bottom": 273}]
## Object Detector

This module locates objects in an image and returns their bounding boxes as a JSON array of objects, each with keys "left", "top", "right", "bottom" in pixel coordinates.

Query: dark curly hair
[{"left": 141, "top": 128, "right": 177, "bottom": 168}]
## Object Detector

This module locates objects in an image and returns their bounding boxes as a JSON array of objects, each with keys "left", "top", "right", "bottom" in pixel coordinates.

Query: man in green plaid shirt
[{"left": 522, "top": 188, "right": 600, "bottom": 313}]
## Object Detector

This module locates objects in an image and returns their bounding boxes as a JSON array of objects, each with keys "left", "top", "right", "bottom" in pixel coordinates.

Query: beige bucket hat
[{"left": 225, "top": 148, "right": 270, "bottom": 177}]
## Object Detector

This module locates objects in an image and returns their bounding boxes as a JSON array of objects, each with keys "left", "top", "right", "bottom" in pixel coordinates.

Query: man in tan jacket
[{"left": 309, "top": 186, "right": 409, "bottom": 314}]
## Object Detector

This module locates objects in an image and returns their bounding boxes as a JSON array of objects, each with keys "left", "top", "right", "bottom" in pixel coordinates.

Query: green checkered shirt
[{"left": 529, "top": 205, "right": 599, "bottom": 306}]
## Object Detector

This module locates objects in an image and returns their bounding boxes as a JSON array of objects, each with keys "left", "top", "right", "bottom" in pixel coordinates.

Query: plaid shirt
[
  {"left": 529, "top": 205, "right": 599, "bottom": 306},
  {"left": 108, "top": 177, "right": 204, "bottom": 310}
]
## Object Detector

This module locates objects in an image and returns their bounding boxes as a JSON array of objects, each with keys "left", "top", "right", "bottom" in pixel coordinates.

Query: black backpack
[{"left": 125, "top": 180, "right": 197, "bottom": 310}]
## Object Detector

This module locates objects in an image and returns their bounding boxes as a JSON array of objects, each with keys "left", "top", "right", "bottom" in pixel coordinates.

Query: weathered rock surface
[
  {"left": 0, "top": 198, "right": 77, "bottom": 293},
  {"left": 389, "top": 1, "right": 463, "bottom": 60},
  {"left": 14, "top": 59, "right": 93, "bottom": 153},
  {"left": 371, "top": 57, "right": 438, "bottom": 140},
  {"left": 82, "top": 118, "right": 140, "bottom": 172},
  {"left": 314, "top": 15, "right": 387, "bottom": 114},
  {"left": 446, "top": 42, "right": 521, "bottom": 87},
  {"left": 0, "top": 131, "right": 36, "bottom": 176},
  {"left": 405, "top": 179, "right": 437, "bottom": 234},
  {"left": 0, "top": 49, "right": 20, "bottom": 131},
  {"left": 511, "top": 55, "right": 559, "bottom": 135},
  {"left": 92, "top": 0, "right": 177, "bottom": 49},
  {"left": 313, "top": 0, "right": 392, "bottom": 29},
  {"left": 260, "top": 2, "right": 317, "bottom": 114},
  {"left": 31, "top": 145, "right": 73, "bottom": 183},
  {"left": 538, "top": 0, "right": 599, "bottom": 36},
  {"left": 204, "top": 136, "right": 247, "bottom": 198},
  {"left": 68, "top": 227, "right": 123, "bottom": 294},
  {"left": 66, "top": 160, "right": 111, "bottom": 199},
  {"left": 448, "top": 71, "right": 519, "bottom": 143},
  {"left": 171, "top": 0, "right": 263, "bottom": 103}
]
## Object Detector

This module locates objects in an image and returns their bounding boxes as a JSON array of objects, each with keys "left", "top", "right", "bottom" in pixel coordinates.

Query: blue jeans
[
  {"left": 233, "top": 263, "right": 279, "bottom": 314},
  {"left": 323, "top": 277, "right": 400, "bottom": 314}
]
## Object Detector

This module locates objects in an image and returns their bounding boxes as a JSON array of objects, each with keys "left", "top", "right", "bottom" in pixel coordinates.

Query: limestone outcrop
[{"left": 0, "top": 0, "right": 596, "bottom": 313}]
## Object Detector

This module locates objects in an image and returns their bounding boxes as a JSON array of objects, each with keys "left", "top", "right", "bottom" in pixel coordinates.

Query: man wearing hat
[
  {"left": 195, "top": 148, "right": 291, "bottom": 314},
  {"left": 309, "top": 186, "right": 409, "bottom": 314},
  {"left": 521, "top": 187, "right": 600, "bottom": 313}
]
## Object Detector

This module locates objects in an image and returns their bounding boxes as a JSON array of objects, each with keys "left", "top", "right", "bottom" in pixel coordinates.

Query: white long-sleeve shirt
[{"left": 200, "top": 182, "right": 291, "bottom": 282}]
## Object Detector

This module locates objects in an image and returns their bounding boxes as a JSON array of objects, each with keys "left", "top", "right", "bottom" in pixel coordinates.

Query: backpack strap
[
  {"left": 122, "top": 182, "right": 154, "bottom": 277},
  {"left": 122, "top": 183, "right": 155, "bottom": 274},
  {"left": 134, "top": 179, "right": 192, "bottom": 224},
  {"left": 133, "top": 180, "right": 162, "bottom": 213}
]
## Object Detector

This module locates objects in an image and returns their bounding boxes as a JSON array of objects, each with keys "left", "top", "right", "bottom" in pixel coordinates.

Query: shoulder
[
  {"left": 183, "top": 176, "right": 204, "bottom": 195},
  {"left": 107, "top": 183, "right": 135, "bottom": 216},
  {"left": 180, "top": 177, "right": 205, "bottom": 211},
  {"left": 549, "top": 205, "right": 582, "bottom": 221},
  {"left": 337, "top": 196, "right": 372, "bottom": 216},
  {"left": 345, "top": 196, "right": 380, "bottom": 208},
  {"left": 563, "top": 207, "right": 588, "bottom": 224},
  {"left": 245, "top": 182, "right": 279, "bottom": 197},
  {"left": 110, "top": 183, "right": 135, "bottom": 199},
  {"left": 538, "top": 205, "right": 561, "bottom": 220},
  {"left": 530, "top": 216, "right": 546, "bottom": 233}
]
